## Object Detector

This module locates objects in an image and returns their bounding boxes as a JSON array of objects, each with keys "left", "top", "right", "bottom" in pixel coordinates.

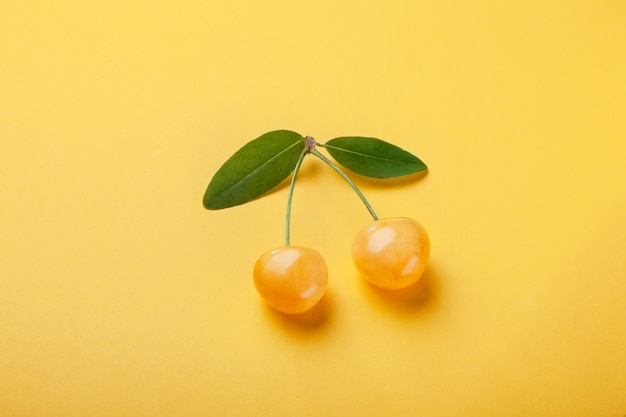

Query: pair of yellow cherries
[
  {"left": 254, "top": 217, "right": 430, "bottom": 314},
  {"left": 203, "top": 131, "right": 429, "bottom": 315}
]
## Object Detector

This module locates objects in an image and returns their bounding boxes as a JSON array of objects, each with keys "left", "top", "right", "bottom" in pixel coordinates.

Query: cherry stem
[
  {"left": 285, "top": 147, "right": 308, "bottom": 246},
  {"left": 311, "top": 147, "right": 379, "bottom": 221}
]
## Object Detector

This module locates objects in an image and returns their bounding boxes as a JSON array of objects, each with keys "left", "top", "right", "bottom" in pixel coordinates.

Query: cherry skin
[
  {"left": 352, "top": 217, "right": 430, "bottom": 290},
  {"left": 253, "top": 246, "right": 328, "bottom": 314}
]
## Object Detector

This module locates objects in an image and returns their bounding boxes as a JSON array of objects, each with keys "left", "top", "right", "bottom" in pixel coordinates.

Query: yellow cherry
[
  {"left": 352, "top": 217, "right": 430, "bottom": 289},
  {"left": 253, "top": 246, "right": 328, "bottom": 314}
]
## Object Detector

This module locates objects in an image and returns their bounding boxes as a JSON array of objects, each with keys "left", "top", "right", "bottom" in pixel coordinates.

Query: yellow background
[{"left": 1, "top": 1, "right": 625, "bottom": 415}]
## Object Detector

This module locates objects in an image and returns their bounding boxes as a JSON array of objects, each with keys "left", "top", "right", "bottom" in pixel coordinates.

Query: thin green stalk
[
  {"left": 285, "top": 148, "right": 308, "bottom": 246},
  {"left": 311, "top": 148, "right": 378, "bottom": 221}
]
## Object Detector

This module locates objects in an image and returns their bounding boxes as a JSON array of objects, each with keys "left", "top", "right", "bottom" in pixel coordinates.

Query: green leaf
[
  {"left": 203, "top": 130, "right": 305, "bottom": 209},
  {"left": 324, "top": 137, "right": 427, "bottom": 178}
]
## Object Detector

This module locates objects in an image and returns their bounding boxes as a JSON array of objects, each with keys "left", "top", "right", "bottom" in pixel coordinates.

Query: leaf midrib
[
  {"left": 213, "top": 140, "right": 302, "bottom": 200},
  {"left": 325, "top": 144, "right": 419, "bottom": 167}
]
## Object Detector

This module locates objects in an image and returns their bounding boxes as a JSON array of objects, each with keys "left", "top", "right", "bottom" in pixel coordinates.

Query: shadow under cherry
[
  {"left": 260, "top": 289, "right": 335, "bottom": 337},
  {"left": 358, "top": 264, "right": 441, "bottom": 316}
]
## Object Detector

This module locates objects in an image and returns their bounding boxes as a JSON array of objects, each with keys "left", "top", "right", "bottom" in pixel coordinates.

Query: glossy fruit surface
[
  {"left": 253, "top": 246, "right": 328, "bottom": 314},
  {"left": 352, "top": 217, "right": 430, "bottom": 289}
]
